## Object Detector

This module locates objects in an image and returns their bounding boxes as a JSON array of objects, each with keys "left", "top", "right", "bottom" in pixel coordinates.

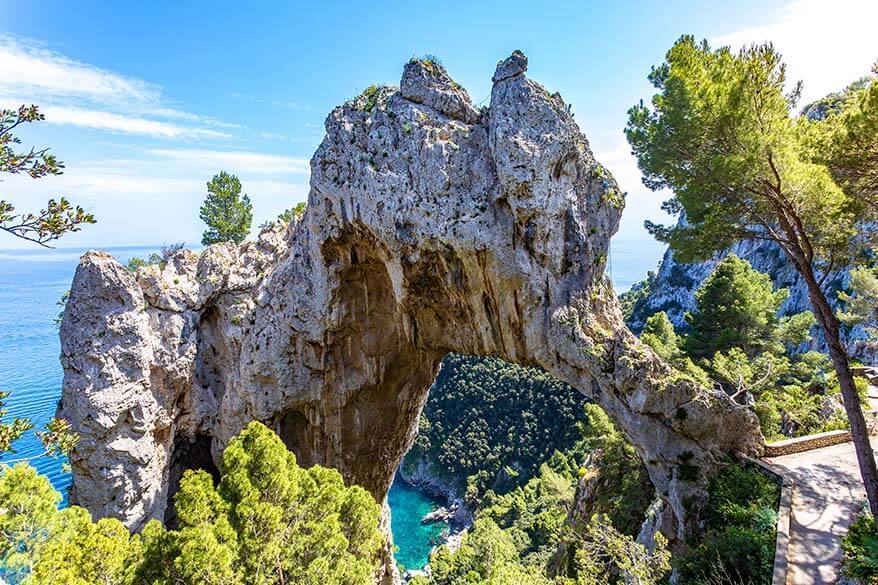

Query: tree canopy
[
  {"left": 403, "top": 354, "right": 588, "bottom": 500},
  {"left": 626, "top": 37, "right": 860, "bottom": 270},
  {"left": 626, "top": 34, "right": 878, "bottom": 515},
  {"left": 0, "top": 422, "right": 384, "bottom": 585},
  {"left": 684, "top": 254, "right": 788, "bottom": 358},
  {"left": 811, "top": 66, "right": 878, "bottom": 213},
  {"left": 200, "top": 171, "right": 253, "bottom": 245}
]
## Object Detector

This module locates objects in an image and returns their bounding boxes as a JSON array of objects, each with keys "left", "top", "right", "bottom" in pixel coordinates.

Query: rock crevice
[{"left": 59, "top": 53, "right": 762, "bottom": 547}]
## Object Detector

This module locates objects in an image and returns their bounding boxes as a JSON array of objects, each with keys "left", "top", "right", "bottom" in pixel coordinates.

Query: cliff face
[
  {"left": 58, "top": 52, "right": 761, "bottom": 547},
  {"left": 626, "top": 234, "right": 874, "bottom": 362}
]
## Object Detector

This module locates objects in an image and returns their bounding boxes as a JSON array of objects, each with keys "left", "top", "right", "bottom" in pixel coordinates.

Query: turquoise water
[{"left": 388, "top": 477, "right": 447, "bottom": 570}]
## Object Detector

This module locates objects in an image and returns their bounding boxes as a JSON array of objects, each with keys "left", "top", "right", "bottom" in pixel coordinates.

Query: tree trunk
[{"left": 799, "top": 262, "right": 878, "bottom": 516}]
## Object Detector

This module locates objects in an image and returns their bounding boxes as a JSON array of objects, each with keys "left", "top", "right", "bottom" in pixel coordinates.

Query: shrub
[
  {"left": 841, "top": 512, "right": 878, "bottom": 582},
  {"left": 675, "top": 463, "right": 779, "bottom": 585}
]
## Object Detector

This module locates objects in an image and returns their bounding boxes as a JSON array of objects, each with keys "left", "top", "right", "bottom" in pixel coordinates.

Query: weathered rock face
[
  {"left": 625, "top": 229, "right": 875, "bottom": 362},
  {"left": 59, "top": 53, "right": 761, "bottom": 549}
]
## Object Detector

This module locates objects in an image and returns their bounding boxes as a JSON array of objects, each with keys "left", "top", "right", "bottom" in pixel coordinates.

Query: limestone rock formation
[
  {"left": 59, "top": 53, "right": 762, "bottom": 556},
  {"left": 624, "top": 227, "right": 875, "bottom": 362}
]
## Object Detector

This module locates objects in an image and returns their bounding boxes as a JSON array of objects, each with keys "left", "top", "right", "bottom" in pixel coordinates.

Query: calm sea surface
[{"left": 0, "top": 235, "right": 658, "bottom": 567}]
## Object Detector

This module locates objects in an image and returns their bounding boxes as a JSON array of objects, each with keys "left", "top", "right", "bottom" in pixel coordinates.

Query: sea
[{"left": 0, "top": 235, "right": 658, "bottom": 569}]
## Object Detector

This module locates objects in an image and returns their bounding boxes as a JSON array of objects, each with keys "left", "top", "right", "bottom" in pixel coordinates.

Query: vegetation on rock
[
  {"left": 409, "top": 397, "right": 658, "bottom": 584},
  {"left": 674, "top": 462, "right": 779, "bottom": 584},
  {"left": 639, "top": 255, "right": 850, "bottom": 440}
]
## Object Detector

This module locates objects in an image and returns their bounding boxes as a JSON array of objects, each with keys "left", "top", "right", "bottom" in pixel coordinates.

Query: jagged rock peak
[
  {"left": 400, "top": 56, "right": 480, "bottom": 124},
  {"left": 493, "top": 49, "right": 528, "bottom": 82}
]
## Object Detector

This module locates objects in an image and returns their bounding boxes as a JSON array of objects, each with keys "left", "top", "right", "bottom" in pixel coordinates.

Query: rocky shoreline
[{"left": 395, "top": 459, "right": 473, "bottom": 581}]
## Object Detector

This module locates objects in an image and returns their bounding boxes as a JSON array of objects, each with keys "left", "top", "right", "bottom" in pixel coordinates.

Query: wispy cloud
[
  {"left": 229, "top": 91, "right": 311, "bottom": 111},
  {"left": 40, "top": 106, "right": 230, "bottom": 139},
  {"left": 0, "top": 35, "right": 234, "bottom": 139},
  {"left": 147, "top": 148, "right": 309, "bottom": 174},
  {"left": 713, "top": 0, "right": 878, "bottom": 105}
]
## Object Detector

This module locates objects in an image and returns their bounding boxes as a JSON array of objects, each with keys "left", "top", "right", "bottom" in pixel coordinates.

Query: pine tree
[
  {"left": 684, "top": 254, "right": 786, "bottom": 359},
  {"left": 200, "top": 171, "right": 253, "bottom": 245},
  {"left": 626, "top": 36, "right": 878, "bottom": 515}
]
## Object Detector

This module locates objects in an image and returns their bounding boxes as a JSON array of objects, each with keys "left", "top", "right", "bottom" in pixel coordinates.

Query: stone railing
[
  {"left": 763, "top": 429, "right": 858, "bottom": 457},
  {"left": 738, "top": 454, "right": 794, "bottom": 585}
]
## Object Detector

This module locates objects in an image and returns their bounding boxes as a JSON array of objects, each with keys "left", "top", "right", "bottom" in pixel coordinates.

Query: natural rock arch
[{"left": 59, "top": 52, "right": 761, "bottom": 551}]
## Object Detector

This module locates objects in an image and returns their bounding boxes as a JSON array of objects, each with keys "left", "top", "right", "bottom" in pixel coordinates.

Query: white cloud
[
  {"left": 147, "top": 149, "right": 309, "bottom": 174},
  {"left": 41, "top": 106, "right": 230, "bottom": 139},
  {"left": 0, "top": 35, "right": 235, "bottom": 140},
  {"left": 713, "top": 0, "right": 878, "bottom": 105},
  {"left": 0, "top": 36, "right": 158, "bottom": 104}
]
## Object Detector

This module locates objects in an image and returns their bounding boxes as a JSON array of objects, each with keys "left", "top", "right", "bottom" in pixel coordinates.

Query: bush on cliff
[
  {"left": 639, "top": 255, "right": 850, "bottom": 440},
  {"left": 0, "top": 422, "right": 384, "bottom": 585}
]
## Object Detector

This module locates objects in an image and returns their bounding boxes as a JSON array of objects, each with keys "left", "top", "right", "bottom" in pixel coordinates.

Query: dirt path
[{"left": 766, "top": 438, "right": 874, "bottom": 584}]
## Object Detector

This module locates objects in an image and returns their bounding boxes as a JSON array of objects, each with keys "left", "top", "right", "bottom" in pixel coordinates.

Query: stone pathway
[{"left": 766, "top": 438, "right": 875, "bottom": 584}]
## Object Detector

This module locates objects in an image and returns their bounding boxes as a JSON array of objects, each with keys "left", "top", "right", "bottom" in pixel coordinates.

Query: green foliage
[
  {"left": 405, "top": 354, "right": 588, "bottom": 500},
  {"left": 626, "top": 36, "right": 859, "bottom": 270},
  {"left": 625, "top": 41, "right": 878, "bottom": 509},
  {"left": 138, "top": 421, "right": 384, "bottom": 585},
  {"left": 0, "top": 389, "right": 77, "bottom": 462},
  {"left": 574, "top": 404, "right": 654, "bottom": 537},
  {"left": 640, "top": 311, "right": 710, "bottom": 386},
  {"left": 841, "top": 512, "right": 878, "bottom": 582},
  {"left": 1, "top": 423, "right": 383, "bottom": 585},
  {"left": 126, "top": 244, "right": 186, "bottom": 273},
  {"left": 840, "top": 264, "right": 878, "bottom": 347},
  {"left": 415, "top": 518, "right": 556, "bottom": 585},
  {"left": 200, "top": 171, "right": 253, "bottom": 245},
  {"left": 261, "top": 202, "right": 307, "bottom": 230},
  {"left": 810, "top": 68, "right": 878, "bottom": 213},
  {"left": 0, "top": 105, "right": 95, "bottom": 247},
  {"left": 277, "top": 202, "right": 307, "bottom": 224},
  {"left": 127, "top": 252, "right": 164, "bottom": 272},
  {"left": 480, "top": 464, "right": 577, "bottom": 567},
  {"left": 0, "top": 463, "right": 62, "bottom": 580},
  {"left": 675, "top": 463, "right": 779, "bottom": 585},
  {"left": 568, "top": 514, "right": 670, "bottom": 585},
  {"left": 357, "top": 85, "right": 382, "bottom": 113},
  {"left": 641, "top": 311, "right": 681, "bottom": 361},
  {"left": 32, "top": 509, "right": 142, "bottom": 585},
  {"left": 684, "top": 255, "right": 788, "bottom": 359},
  {"left": 411, "top": 402, "right": 656, "bottom": 585},
  {"left": 638, "top": 256, "right": 846, "bottom": 440}
]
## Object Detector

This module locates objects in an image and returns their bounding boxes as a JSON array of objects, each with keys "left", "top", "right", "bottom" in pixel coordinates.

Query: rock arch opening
[{"left": 59, "top": 51, "right": 762, "bottom": 548}]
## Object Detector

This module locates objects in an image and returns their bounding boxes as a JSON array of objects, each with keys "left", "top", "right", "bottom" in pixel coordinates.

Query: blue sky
[{"left": 1, "top": 0, "right": 876, "bottom": 284}]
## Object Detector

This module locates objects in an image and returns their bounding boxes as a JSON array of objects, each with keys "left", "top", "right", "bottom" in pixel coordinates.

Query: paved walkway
[{"left": 766, "top": 438, "right": 876, "bottom": 584}]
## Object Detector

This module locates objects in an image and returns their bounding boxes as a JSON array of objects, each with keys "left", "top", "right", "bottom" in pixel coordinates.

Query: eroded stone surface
[{"left": 59, "top": 54, "right": 762, "bottom": 556}]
